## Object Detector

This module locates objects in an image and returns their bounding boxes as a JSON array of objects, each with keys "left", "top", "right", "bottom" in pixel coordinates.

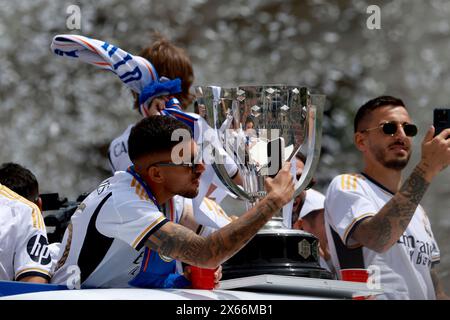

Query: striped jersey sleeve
[
  {"left": 95, "top": 175, "right": 169, "bottom": 251},
  {"left": 196, "top": 198, "right": 232, "bottom": 229},
  {"left": 324, "top": 174, "right": 377, "bottom": 247},
  {"left": 0, "top": 186, "right": 52, "bottom": 281}
]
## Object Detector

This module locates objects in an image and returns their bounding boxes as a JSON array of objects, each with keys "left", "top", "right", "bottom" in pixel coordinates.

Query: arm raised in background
[{"left": 146, "top": 162, "right": 294, "bottom": 268}]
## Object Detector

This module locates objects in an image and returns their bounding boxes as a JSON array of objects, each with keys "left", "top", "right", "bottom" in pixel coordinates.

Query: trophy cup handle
[
  {"left": 211, "top": 161, "right": 254, "bottom": 201},
  {"left": 202, "top": 86, "right": 255, "bottom": 202},
  {"left": 290, "top": 94, "right": 324, "bottom": 198}
]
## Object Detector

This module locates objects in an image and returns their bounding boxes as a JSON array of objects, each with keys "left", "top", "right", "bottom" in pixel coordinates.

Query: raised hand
[
  {"left": 419, "top": 126, "right": 450, "bottom": 181},
  {"left": 264, "top": 162, "right": 295, "bottom": 208}
]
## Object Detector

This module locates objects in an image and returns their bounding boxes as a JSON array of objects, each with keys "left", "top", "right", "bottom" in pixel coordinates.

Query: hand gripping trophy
[{"left": 196, "top": 85, "right": 333, "bottom": 280}]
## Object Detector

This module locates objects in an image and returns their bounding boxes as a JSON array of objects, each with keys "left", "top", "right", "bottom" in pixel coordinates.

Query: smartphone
[
  {"left": 433, "top": 109, "right": 450, "bottom": 137},
  {"left": 266, "top": 137, "right": 285, "bottom": 177}
]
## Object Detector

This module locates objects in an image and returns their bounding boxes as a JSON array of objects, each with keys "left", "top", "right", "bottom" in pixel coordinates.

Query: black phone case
[{"left": 433, "top": 109, "right": 450, "bottom": 136}]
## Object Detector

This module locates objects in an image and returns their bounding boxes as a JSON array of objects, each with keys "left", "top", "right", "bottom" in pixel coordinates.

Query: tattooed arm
[
  {"left": 146, "top": 162, "right": 294, "bottom": 268},
  {"left": 351, "top": 165, "right": 429, "bottom": 253},
  {"left": 431, "top": 268, "right": 450, "bottom": 300},
  {"left": 352, "top": 127, "right": 450, "bottom": 253}
]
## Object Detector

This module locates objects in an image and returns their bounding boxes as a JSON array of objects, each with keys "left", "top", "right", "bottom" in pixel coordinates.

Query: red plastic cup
[
  {"left": 190, "top": 266, "right": 215, "bottom": 290},
  {"left": 340, "top": 269, "right": 370, "bottom": 300},
  {"left": 341, "top": 269, "right": 369, "bottom": 282}
]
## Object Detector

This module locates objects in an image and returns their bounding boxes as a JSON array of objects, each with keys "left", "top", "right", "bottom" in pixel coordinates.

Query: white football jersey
[
  {"left": 0, "top": 185, "right": 52, "bottom": 281},
  {"left": 324, "top": 173, "right": 440, "bottom": 300},
  {"left": 51, "top": 171, "right": 184, "bottom": 288},
  {"left": 108, "top": 124, "right": 133, "bottom": 173},
  {"left": 107, "top": 115, "right": 238, "bottom": 229}
]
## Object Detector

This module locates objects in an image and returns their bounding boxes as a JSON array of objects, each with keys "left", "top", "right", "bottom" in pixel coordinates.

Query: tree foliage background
[{"left": 1, "top": 0, "right": 450, "bottom": 290}]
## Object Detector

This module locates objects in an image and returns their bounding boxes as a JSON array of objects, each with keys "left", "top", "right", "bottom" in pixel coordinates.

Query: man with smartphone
[{"left": 324, "top": 96, "right": 450, "bottom": 299}]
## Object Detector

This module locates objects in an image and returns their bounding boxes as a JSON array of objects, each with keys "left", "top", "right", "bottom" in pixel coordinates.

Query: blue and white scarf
[{"left": 50, "top": 34, "right": 183, "bottom": 117}]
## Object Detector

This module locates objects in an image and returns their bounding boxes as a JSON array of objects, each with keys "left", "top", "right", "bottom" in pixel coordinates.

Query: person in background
[
  {"left": 108, "top": 34, "right": 195, "bottom": 173},
  {"left": 0, "top": 162, "right": 41, "bottom": 209},
  {"left": 108, "top": 34, "right": 241, "bottom": 184},
  {"left": 294, "top": 189, "right": 335, "bottom": 275},
  {"left": 0, "top": 163, "right": 52, "bottom": 283},
  {"left": 291, "top": 155, "right": 334, "bottom": 276},
  {"left": 107, "top": 33, "right": 242, "bottom": 219},
  {"left": 194, "top": 100, "right": 207, "bottom": 119}
]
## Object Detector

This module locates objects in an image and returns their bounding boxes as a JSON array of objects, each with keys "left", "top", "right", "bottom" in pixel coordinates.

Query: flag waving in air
[{"left": 50, "top": 34, "right": 182, "bottom": 114}]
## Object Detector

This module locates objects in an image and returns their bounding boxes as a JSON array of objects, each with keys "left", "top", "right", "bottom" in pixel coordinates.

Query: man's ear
[
  {"left": 36, "top": 196, "right": 43, "bottom": 212},
  {"left": 354, "top": 132, "right": 367, "bottom": 152},
  {"left": 147, "top": 166, "right": 165, "bottom": 184}
]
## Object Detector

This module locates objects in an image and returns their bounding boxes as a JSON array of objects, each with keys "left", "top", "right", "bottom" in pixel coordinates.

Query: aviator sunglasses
[{"left": 360, "top": 121, "right": 418, "bottom": 137}]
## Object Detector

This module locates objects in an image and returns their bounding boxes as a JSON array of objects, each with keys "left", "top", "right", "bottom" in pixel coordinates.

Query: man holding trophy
[{"left": 51, "top": 115, "right": 295, "bottom": 288}]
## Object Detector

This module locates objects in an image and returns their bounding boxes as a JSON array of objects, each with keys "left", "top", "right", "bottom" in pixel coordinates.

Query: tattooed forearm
[
  {"left": 398, "top": 166, "right": 429, "bottom": 206},
  {"left": 367, "top": 213, "right": 392, "bottom": 250},
  {"left": 147, "top": 224, "right": 204, "bottom": 261},
  {"left": 146, "top": 197, "right": 281, "bottom": 268},
  {"left": 353, "top": 166, "right": 430, "bottom": 253}
]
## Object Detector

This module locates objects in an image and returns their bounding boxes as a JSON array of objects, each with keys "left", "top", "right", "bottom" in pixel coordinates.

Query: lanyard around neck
[{"left": 126, "top": 166, "right": 161, "bottom": 211}]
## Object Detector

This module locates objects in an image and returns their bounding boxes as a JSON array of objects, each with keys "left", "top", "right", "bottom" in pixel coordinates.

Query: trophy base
[
  {"left": 222, "top": 219, "right": 334, "bottom": 280},
  {"left": 221, "top": 266, "right": 333, "bottom": 280}
]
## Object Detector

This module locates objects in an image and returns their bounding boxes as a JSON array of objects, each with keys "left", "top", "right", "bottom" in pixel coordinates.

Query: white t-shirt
[
  {"left": 51, "top": 171, "right": 184, "bottom": 288},
  {"left": 0, "top": 185, "right": 52, "bottom": 281},
  {"left": 324, "top": 173, "right": 440, "bottom": 300}
]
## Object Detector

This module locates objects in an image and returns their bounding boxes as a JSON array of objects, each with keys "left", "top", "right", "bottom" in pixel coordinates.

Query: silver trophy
[{"left": 196, "top": 85, "right": 332, "bottom": 279}]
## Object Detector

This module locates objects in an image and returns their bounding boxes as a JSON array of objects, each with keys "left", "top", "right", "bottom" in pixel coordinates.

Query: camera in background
[{"left": 40, "top": 193, "right": 88, "bottom": 243}]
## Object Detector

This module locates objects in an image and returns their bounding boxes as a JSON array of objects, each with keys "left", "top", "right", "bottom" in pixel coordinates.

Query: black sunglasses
[
  {"left": 148, "top": 153, "right": 203, "bottom": 173},
  {"left": 361, "top": 121, "right": 418, "bottom": 137},
  {"left": 150, "top": 162, "right": 199, "bottom": 173}
]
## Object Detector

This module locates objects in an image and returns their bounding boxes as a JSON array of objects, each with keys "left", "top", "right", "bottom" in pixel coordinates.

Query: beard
[
  {"left": 383, "top": 158, "right": 410, "bottom": 170},
  {"left": 174, "top": 173, "right": 202, "bottom": 199},
  {"left": 371, "top": 141, "right": 411, "bottom": 170},
  {"left": 178, "top": 188, "right": 199, "bottom": 199}
]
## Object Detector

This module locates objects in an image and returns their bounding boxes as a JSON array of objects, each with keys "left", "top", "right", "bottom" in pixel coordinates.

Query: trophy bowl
[{"left": 195, "top": 85, "right": 333, "bottom": 280}]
